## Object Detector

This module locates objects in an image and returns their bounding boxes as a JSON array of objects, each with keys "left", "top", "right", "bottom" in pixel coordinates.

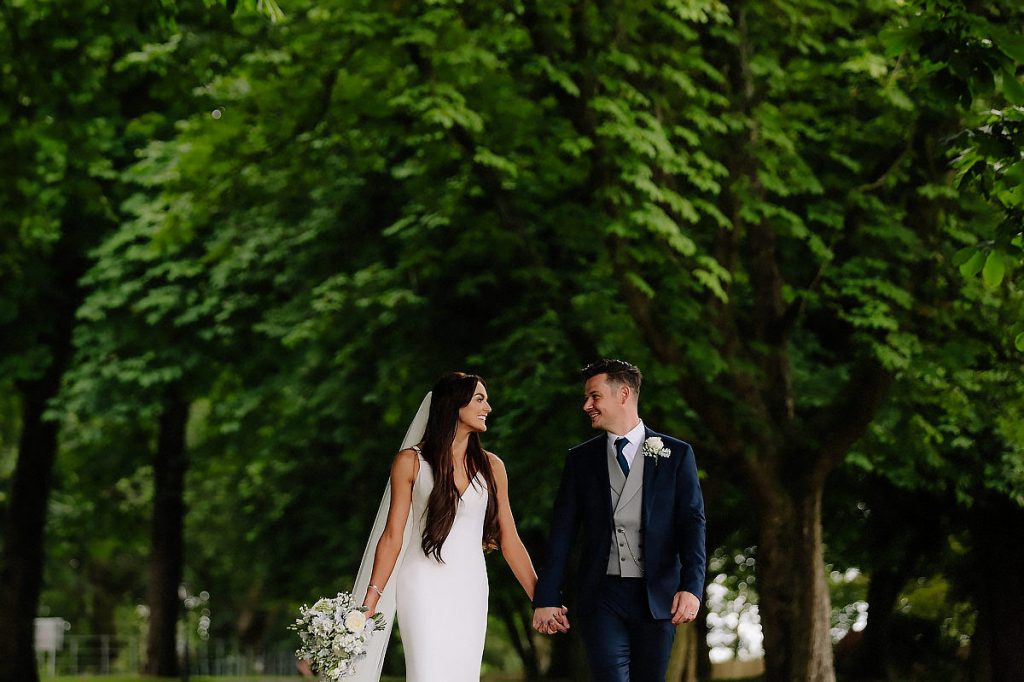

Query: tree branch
[
  {"left": 716, "top": 2, "right": 796, "bottom": 427},
  {"left": 401, "top": 37, "right": 601, "bottom": 363},
  {"left": 611, "top": 238, "right": 747, "bottom": 461},
  {"left": 853, "top": 125, "right": 915, "bottom": 195},
  {"left": 810, "top": 358, "right": 892, "bottom": 486},
  {"left": 291, "top": 69, "right": 339, "bottom": 139}
]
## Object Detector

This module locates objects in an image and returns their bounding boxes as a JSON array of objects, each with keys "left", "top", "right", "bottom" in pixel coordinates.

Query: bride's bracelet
[{"left": 368, "top": 584, "right": 384, "bottom": 598}]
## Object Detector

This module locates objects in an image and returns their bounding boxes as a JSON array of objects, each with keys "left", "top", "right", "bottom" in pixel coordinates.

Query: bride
[{"left": 352, "top": 372, "right": 552, "bottom": 681}]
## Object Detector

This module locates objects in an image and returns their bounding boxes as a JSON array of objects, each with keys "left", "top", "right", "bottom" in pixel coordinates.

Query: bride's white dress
[{"left": 395, "top": 447, "right": 488, "bottom": 681}]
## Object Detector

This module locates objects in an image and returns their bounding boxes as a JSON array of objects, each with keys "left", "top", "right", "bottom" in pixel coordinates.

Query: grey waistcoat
[{"left": 606, "top": 442, "right": 645, "bottom": 577}]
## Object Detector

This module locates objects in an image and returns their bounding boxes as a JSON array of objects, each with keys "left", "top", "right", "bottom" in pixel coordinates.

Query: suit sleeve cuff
[{"left": 532, "top": 586, "right": 563, "bottom": 608}]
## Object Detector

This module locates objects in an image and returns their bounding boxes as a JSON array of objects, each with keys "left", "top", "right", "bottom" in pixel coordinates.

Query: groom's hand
[
  {"left": 532, "top": 606, "right": 570, "bottom": 634},
  {"left": 671, "top": 591, "right": 700, "bottom": 625}
]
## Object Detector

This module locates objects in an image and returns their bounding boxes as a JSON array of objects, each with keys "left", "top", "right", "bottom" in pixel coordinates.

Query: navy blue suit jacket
[{"left": 533, "top": 427, "right": 706, "bottom": 619}]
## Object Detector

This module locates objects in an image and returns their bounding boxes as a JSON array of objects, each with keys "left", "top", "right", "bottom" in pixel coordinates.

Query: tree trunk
[
  {"left": 0, "top": 375, "right": 62, "bottom": 682},
  {"left": 697, "top": 614, "right": 713, "bottom": 682},
  {"left": 757, "top": 483, "right": 835, "bottom": 682},
  {"left": 0, "top": 216, "right": 86, "bottom": 682},
  {"left": 844, "top": 566, "right": 903, "bottom": 680},
  {"left": 83, "top": 562, "right": 122, "bottom": 664},
  {"left": 494, "top": 592, "right": 542, "bottom": 679},
  {"left": 666, "top": 622, "right": 699, "bottom": 682},
  {"left": 143, "top": 393, "right": 189, "bottom": 676},
  {"left": 969, "top": 494, "right": 1024, "bottom": 682}
]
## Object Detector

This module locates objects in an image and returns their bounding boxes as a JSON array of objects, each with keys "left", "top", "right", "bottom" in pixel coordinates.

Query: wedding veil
[{"left": 349, "top": 392, "right": 431, "bottom": 682}]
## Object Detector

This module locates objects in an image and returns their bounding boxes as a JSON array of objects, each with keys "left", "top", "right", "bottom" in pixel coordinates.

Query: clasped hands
[
  {"left": 531, "top": 606, "right": 570, "bottom": 635},
  {"left": 532, "top": 591, "right": 700, "bottom": 634}
]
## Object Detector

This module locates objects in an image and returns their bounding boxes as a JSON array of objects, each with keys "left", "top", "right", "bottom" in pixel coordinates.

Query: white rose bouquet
[{"left": 290, "top": 592, "right": 386, "bottom": 680}]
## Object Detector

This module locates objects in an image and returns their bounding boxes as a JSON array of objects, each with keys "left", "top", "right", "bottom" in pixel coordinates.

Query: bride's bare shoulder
[
  {"left": 486, "top": 451, "right": 507, "bottom": 477},
  {"left": 392, "top": 447, "right": 421, "bottom": 478}
]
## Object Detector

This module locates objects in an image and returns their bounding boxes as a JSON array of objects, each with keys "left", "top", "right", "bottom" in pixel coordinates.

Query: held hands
[
  {"left": 671, "top": 590, "right": 700, "bottom": 625},
  {"left": 531, "top": 606, "right": 570, "bottom": 635}
]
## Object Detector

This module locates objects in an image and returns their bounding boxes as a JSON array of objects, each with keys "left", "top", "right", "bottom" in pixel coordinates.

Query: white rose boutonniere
[{"left": 642, "top": 436, "right": 672, "bottom": 465}]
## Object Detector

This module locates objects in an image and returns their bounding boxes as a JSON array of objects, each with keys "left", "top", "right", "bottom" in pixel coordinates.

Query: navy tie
[{"left": 615, "top": 437, "right": 630, "bottom": 477}]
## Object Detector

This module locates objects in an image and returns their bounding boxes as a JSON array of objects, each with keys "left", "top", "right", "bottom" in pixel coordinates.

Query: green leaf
[
  {"left": 694, "top": 268, "right": 728, "bottom": 302},
  {"left": 960, "top": 250, "right": 986, "bottom": 277},
  {"left": 1002, "top": 70, "right": 1024, "bottom": 106},
  {"left": 982, "top": 251, "right": 1006, "bottom": 287},
  {"left": 879, "top": 26, "right": 920, "bottom": 58},
  {"left": 952, "top": 246, "right": 977, "bottom": 267},
  {"left": 536, "top": 57, "right": 580, "bottom": 98},
  {"left": 1016, "top": 332, "right": 1024, "bottom": 351},
  {"left": 473, "top": 148, "right": 519, "bottom": 180},
  {"left": 624, "top": 271, "right": 656, "bottom": 298},
  {"left": 989, "top": 25, "right": 1024, "bottom": 64}
]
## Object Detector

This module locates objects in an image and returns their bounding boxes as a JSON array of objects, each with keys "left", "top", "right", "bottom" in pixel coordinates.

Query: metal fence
[
  {"left": 37, "top": 635, "right": 141, "bottom": 676},
  {"left": 38, "top": 635, "right": 297, "bottom": 677},
  {"left": 184, "top": 641, "right": 297, "bottom": 676}
]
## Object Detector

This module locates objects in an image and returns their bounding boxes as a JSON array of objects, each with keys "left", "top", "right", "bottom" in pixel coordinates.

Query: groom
[{"left": 532, "top": 359, "right": 706, "bottom": 681}]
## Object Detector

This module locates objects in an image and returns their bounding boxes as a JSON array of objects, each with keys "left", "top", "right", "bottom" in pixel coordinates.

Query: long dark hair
[{"left": 419, "top": 372, "right": 500, "bottom": 562}]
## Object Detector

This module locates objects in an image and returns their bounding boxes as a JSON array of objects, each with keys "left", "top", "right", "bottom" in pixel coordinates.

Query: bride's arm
[
  {"left": 362, "top": 448, "right": 418, "bottom": 615},
  {"left": 489, "top": 453, "right": 539, "bottom": 601}
]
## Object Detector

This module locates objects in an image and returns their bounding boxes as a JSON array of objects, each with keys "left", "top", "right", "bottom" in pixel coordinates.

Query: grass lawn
[
  {"left": 52, "top": 677, "right": 530, "bottom": 682},
  {"left": 42, "top": 670, "right": 894, "bottom": 681},
  {"left": 53, "top": 678, "right": 300, "bottom": 682},
  {"left": 50, "top": 671, "right": 524, "bottom": 675}
]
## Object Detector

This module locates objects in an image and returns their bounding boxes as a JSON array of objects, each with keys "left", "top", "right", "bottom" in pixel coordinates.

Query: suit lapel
[
  {"left": 641, "top": 427, "right": 660, "bottom": 528},
  {"left": 607, "top": 442, "right": 626, "bottom": 492},
  {"left": 589, "top": 437, "right": 614, "bottom": 526}
]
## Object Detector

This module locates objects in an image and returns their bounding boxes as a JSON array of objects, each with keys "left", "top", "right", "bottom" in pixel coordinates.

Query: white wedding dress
[
  {"left": 396, "top": 447, "right": 489, "bottom": 681},
  {"left": 349, "top": 393, "right": 489, "bottom": 682}
]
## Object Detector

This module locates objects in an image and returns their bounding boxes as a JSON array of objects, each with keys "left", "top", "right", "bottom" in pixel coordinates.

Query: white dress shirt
[{"left": 606, "top": 420, "right": 646, "bottom": 469}]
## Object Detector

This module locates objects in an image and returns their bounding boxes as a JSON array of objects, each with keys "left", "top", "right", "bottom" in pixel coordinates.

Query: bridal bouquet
[{"left": 290, "top": 592, "right": 386, "bottom": 680}]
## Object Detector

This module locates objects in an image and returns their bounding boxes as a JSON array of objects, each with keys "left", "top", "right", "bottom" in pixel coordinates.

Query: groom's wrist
[{"left": 677, "top": 583, "right": 703, "bottom": 600}]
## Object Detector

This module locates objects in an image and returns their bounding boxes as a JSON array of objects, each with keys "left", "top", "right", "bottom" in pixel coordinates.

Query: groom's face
[{"left": 583, "top": 374, "right": 625, "bottom": 432}]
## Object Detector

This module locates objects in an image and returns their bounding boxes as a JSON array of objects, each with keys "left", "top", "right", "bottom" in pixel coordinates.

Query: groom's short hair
[{"left": 582, "top": 359, "right": 642, "bottom": 395}]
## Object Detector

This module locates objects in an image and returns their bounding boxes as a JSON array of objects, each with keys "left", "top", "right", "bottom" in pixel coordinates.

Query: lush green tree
[
  {"left": 0, "top": 1, "right": 277, "bottom": 678},
  {"left": 824, "top": 471, "right": 962, "bottom": 680},
  {"left": 80, "top": 1, "right": 1024, "bottom": 680},
  {"left": 6, "top": 2, "right": 1023, "bottom": 682},
  {"left": 937, "top": 2, "right": 1024, "bottom": 298},
  {"left": 0, "top": 2, "right": 171, "bottom": 678},
  {"left": 53, "top": 3, "right": 292, "bottom": 671},
  {"left": 852, "top": 280, "right": 1024, "bottom": 680},
  {"left": 824, "top": 4, "right": 1024, "bottom": 678}
]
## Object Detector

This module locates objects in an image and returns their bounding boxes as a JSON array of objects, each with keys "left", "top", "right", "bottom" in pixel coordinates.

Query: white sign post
[{"left": 34, "top": 618, "right": 66, "bottom": 677}]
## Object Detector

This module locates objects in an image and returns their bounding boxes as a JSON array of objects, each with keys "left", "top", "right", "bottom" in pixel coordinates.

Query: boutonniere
[{"left": 642, "top": 436, "right": 671, "bottom": 465}]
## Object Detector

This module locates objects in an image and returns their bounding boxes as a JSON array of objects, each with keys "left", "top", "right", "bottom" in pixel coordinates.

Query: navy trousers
[{"left": 579, "top": 576, "right": 676, "bottom": 682}]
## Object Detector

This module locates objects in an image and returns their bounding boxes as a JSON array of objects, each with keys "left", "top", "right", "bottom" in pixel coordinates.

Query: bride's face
[{"left": 458, "top": 382, "right": 491, "bottom": 433}]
